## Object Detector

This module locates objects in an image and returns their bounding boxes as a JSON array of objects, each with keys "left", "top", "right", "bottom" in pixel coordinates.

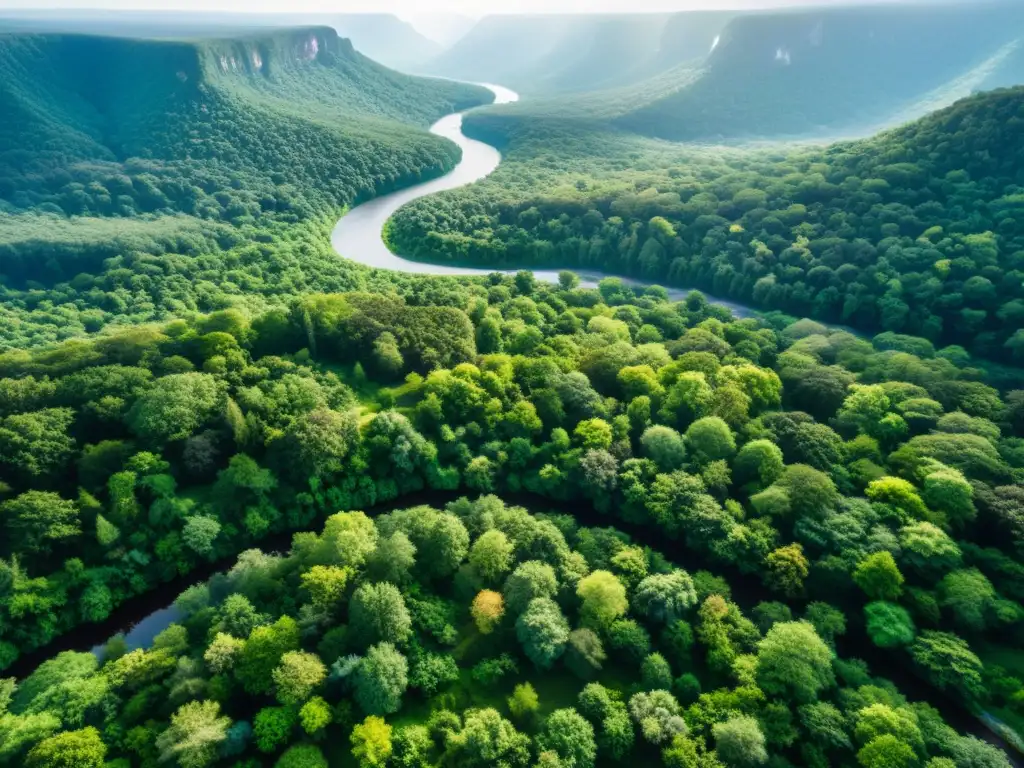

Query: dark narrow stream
[{"left": 11, "top": 489, "right": 1020, "bottom": 763}]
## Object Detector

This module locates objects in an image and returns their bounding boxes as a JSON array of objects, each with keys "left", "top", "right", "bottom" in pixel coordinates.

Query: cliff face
[
  {"left": 617, "top": 1, "right": 1024, "bottom": 141},
  {"left": 0, "top": 27, "right": 491, "bottom": 167},
  {"left": 0, "top": 26, "right": 491, "bottom": 221}
]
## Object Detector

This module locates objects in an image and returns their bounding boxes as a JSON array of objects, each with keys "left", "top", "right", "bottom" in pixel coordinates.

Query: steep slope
[
  {"left": 422, "top": 12, "right": 734, "bottom": 96},
  {"left": 833, "top": 84, "right": 1024, "bottom": 189},
  {"left": 0, "top": 28, "right": 490, "bottom": 284},
  {"left": 648, "top": 10, "right": 737, "bottom": 72},
  {"left": 618, "top": 1, "right": 1024, "bottom": 141},
  {"left": 0, "top": 11, "right": 443, "bottom": 72},
  {"left": 422, "top": 14, "right": 575, "bottom": 90},
  {"left": 0, "top": 27, "right": 488, "bottom": 197},
  {"left": 392, "top": 85, "right": 1024, "bottom": 354}
]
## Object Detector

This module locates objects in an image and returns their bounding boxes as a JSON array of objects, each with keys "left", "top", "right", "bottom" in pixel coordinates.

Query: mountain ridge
[
  {"left": 618, "top": 1, "right": 1024, "bottom": 141},
  {"left": 0, "top": 26, "right": 491, "bottom": 292},
  {"left": 0, "top": 10, "right": 442, "bottom": 72},
  {"left": 422, "top": 12, "right": 735, "bottom": 95}
]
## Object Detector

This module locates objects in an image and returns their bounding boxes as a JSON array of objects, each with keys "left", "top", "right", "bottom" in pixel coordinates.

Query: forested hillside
[
  {"left": 0, "top": 28, "right": 490, "bottom": 348},
  {"left": 618, "top": 1, "right": 1024, "bottom": 141},
  {"left": 1, "top": 9, "right": 1023, "bottom": 767},
  {"left": 391, "top": 86, "right": 1024, "bottom": 362},
  {"left": 0, "top": 273, "right": 1021, "bottom": 765},
  {"left": 422, "top": 12, "right": 732, "bottom": 96},
  {"left": 0, "top": 11, "right": 443, "bottom": 72}
]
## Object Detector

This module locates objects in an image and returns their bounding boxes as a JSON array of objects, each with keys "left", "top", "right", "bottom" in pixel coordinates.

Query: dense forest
[
  {"left": 0, "top": 28, "right": 489, "bottom": 348},
  {"left": 388, "top": 86, "right": 1024, "bottom": 363},
  {"left": 1, "top": 8, "right": 1024, "bottom": 767},
  {"left": 0, "top": 271, "right": 1023, "bottom": 766}
]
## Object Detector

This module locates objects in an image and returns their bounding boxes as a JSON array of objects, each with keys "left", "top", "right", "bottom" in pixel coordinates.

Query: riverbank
[{"left": 329, "top": 82, "right": 760, "bottom": 319}]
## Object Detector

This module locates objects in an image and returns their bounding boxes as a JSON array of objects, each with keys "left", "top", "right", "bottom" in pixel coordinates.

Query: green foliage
[
  {"left": 155, "top": 700, "right": 231, "bottom": 768},
  {"left": 127, "top": 374, "right": 225, "bottom": 446},
  {"left": 446, "top": 707, "right": 531, "bottom": 767},
  {"left": 713, "top": 715, "right": 768, "bottom": 767},
  {"left": 354, "top": 643, "right": 409, "bottom": 715},
  {"left": 508, "top": 682, "right": 539, "bottom": 722},
  {"left": 854, "top": 552, "right": 905, "bottom": 602},
  {"left": 628, "top": 689, "right": 686, "bottom": 745},
  {"left": 504, "top": 561, "right": 559, "bottom": 614},
  {"left": 273, "top": 651, "right": 326, "bottom": 706},
  {"left": 277, "top": 744, "right": 328, "bottom": 768},
  {"left": 756, "top": 622, "right": 834, "bottom": 704},
  {"left": 254, "top": 705, "right": 296, "bottom": 754},
  {"left": 576, "top": 570, "right": 628, "bottom": 628},
  {"left": 351, "top": 715, "right": 392, "bottom": 768},
  {"left": 1, "top": 491, "right": 80, "bottom": 557},
  {"left": 633, "top": 571, "right": 698, "bottom": 624},
  {"left": 0, "top": 408, "right": 75, "bottom": 482},
  {"left": 237, "top": 616, "right": 301, "bottom": 696},
  {"left": 25, "top": 727, "right": 106, "bottom": 768},
  {"left": 537, "top": 708, "right": 597, "bottom": 768},
  {"left": 910, "top": 631, "right": 986, "bottom": 701},
  {"left": 0, "top": 28, "right": 490, "bottom": 350},
  {"left": 299, "top": 696, "right": 332, "bottom": 737},
  {"left": 865, "top": 602, "right": 917, "bottom": 649},
  {"left": 734, "top": 440, "right": 784, "bottom": 488},
  {"left": 857, "top": 734, "right": 918, "bottom": 768},
  {"left": 516, "top": 597, "right": 570, "bottom": 670},
  {"left": 397, "top": 81, "right": 1024, "bottom": 365},
  {"left": 685, "top": 417, "right": 736, "bottom": 464},
  {"left": 349, "top": 582, "right": 412, "bottom": 648},
  {"left": 469, "top": 529, "right": 514, "bottom": 584},
  {"left": 764, "top": 544, "right": 809, "bottom": 598},
  {"left": 0, "top": 218, "right": 1019, "bottom": 768}
]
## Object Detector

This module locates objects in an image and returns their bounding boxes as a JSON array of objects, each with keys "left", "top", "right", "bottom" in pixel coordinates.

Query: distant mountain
[
  {"left": 403, "top": 13, "right": 478, "bottom": 48},
  {"left": 616, "top": 1, "right": 1024, "bottom": 141},
  {"left": 0, "top": 10, "right": 442, "bottom": 72},
  {"left": 422, "top": 12, "right": 736, "bottom": 95}
]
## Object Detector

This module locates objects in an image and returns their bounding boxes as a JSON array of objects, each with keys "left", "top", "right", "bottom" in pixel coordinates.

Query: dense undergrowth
[{"left": 0, "top": 272, "right": 1022, "bottom": 766}]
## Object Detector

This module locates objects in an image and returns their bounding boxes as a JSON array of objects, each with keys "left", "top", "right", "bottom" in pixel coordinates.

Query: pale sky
[{"left": 0, "top": 0, "right": 926, "bottom": 16}]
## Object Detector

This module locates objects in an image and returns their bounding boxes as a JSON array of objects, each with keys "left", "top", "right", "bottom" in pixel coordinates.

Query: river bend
[{"left": 330, "top": 83, "right": 756, "bottom": 318}]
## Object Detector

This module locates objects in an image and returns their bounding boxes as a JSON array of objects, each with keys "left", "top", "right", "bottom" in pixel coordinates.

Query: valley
[
  {"left": 330, "top": 82, "right": 757, "bottom": 318},
  {"left": 0, "top": 4, "right": 1023, "bottom": 768}
]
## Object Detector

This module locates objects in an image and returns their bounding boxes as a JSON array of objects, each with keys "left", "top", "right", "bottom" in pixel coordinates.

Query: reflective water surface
[{"left": 330, "top": 83, "right": 756, "bottom": 318}]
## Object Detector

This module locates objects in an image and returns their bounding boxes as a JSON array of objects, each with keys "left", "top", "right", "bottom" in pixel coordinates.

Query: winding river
[
  {"left": 8, "top": 84, "right": 1020, "bottom": 762},
  {"left": 330, "top": 83, "right": 757, "bottom": 318}
]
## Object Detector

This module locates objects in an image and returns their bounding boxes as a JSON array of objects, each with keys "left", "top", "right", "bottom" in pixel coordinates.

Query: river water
[{"left": 329, "top": 83, "right": 757, "bottom": 319}]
